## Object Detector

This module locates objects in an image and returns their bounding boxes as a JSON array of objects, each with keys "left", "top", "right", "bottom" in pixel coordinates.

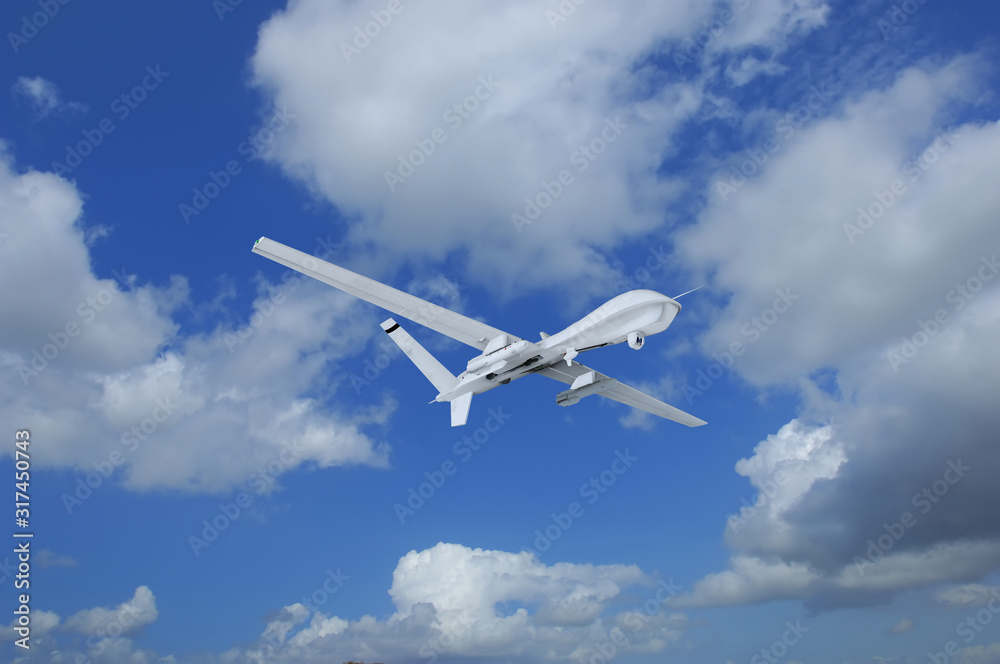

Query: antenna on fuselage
[{"left": 673, "top": 286, "right": 704, "bottom": 299}]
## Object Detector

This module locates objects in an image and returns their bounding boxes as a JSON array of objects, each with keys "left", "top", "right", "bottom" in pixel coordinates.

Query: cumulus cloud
[
  {"left": 671, "top": 54, "right": 1000, "bottom": 610},
  {"left": 11, "top": 76, "right": 86, "bottom": 119},
  {"left": 671, "top": 555, "right": 819, "bottom": 608},
  {"left": 725, "top": 55, "right": 789, "bottom": 86},
  {"left": 0, "top": 588, "right": 167, "bottom": 662},
  {"left": 935, "top": 584, "right": 1000, "bottom": 608},
  {"left": 248, "top": 0, "right": 831, "bottom": 302},
  {"left": 725, "top": 419, "right": 846, "bottom": 550},
  {"left": 952, "top": 643, "right": 1000, "bottom": 664},
  {"left": 836, "top": 541, "right": 1000, "bottom": 593},
  {"left": 0, "top": 609, "right": 60, "bottom": 642},
  {"left": 884, "top": 617, "right": 914, "bottom": 635},
  {"left": 679, "top": 57, "right": 996, "bottom": 384},
  {"left": 36, "top": 548, "right": 78, "bottom": 568},
  {"left": 0, "top": 149, "right": 391, "bottom": 493},
  {"left": 0, "top": 528, "right": 684, "bottom": 662},
  {"left": 63, "top": 585, "right": 158, "bottom": 635},
  {"left": 236, "top": 542, "right": 686, "bottom": 663}
]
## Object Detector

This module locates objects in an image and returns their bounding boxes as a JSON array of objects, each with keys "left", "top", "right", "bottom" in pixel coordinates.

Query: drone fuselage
[{"left": 435, "top": 289, "right": 680, "bottom": 402}]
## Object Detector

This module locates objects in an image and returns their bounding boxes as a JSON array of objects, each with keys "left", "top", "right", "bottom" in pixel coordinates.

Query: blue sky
[{"left": 2, "top": 0, "right": 1000, "bottom": 662}]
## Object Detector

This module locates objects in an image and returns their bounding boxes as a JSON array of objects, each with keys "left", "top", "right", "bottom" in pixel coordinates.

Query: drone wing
[
  {"left": 538, "top": 361, "right": 707, "bottom": 427},
  {"left": 252, "top": 237, "right": 517, "bottom": 351}
]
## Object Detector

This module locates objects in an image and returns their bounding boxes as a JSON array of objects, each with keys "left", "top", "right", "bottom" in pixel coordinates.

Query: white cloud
[
  {"left": 837, "top": 541, "right": 1000, "bottom": 593},
  {"left": 248, "top": 0, "right": 831, "bottom": 302},
  {"left": 0, "top": 149, "right": 392, "bottom": 493},
  {"left": 885, "top": 617, "right": 914, "bottom": 635},
  {"left": 11, "top": 76, "right": 86, "bottom": 119},
  {"left": 953, "top": 643, "right": 1000, "bottom": 664},
  {"left": 726, "top": 419, "right": 846, "bottom": 552},
  {"left": 0, "top": 588, "right": 169, "bottom": 663},
  {"left": 671, "top": 555, "right": 819, "bottom": 607},
  {"left": 64, "top": 585, "right": 158, "bottom": 635},
  {"left": 935, "top": 583, "right": 1000, "bottom": 608},
  {"left": 0, "top": 153, "right": 180, "bottom": 375},
  {"left": 678, "top": 57, "right": 995, "bottom": 385},
  {"left": 0, "top": 609, "right": 60, "bottom": 642},
  {"left": 669, "top": 53, "right": 1000, "bottom": 610},
  {"left": 725, "top": 55, "right": 789, "bottom": 86},
  {"left": 707, "top": 0, "right": 829, "bottom": 55},
  {"left": 36, "top": 548, "right": 78, "bottom": 568},
  {"left": 237, "top": 542, "right": 686, "bottom": 663}
]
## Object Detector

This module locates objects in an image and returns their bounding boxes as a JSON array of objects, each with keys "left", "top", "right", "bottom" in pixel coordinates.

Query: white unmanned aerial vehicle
[{"left": 252, "top": 237, "right": 706, "bottom": 429}]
